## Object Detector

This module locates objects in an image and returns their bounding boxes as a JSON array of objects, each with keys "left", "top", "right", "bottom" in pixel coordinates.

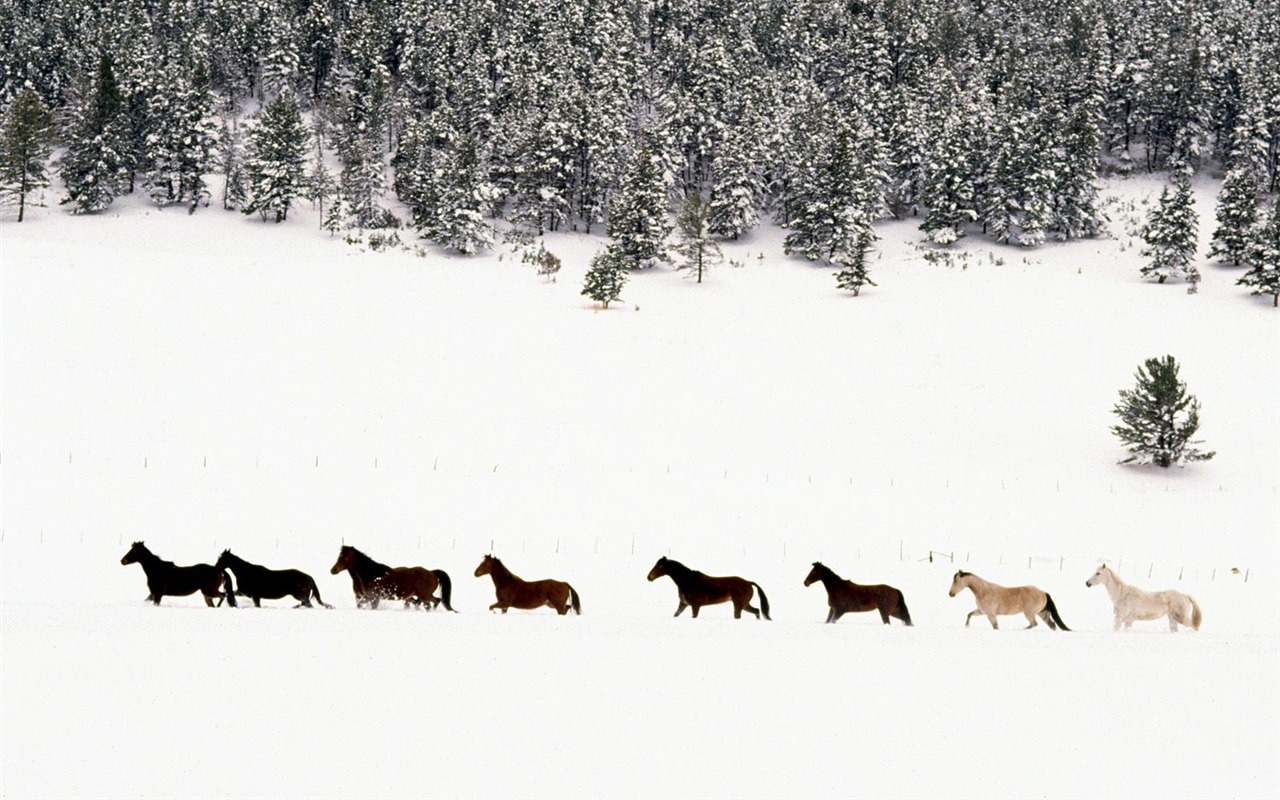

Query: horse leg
[
  {"left": 1024, "top": 611, "right": 1038, "bottom": 629},
  {"left": 825, "top": 608, "right": 836, "bottom": 623},
  {"left": 203, "top": 594, "right": 215, "bottom": 608},
  {"left": 987, "top": 613, "right": 999, "bottom": 630},
  {"left": 690, "top": 605, "right": 701, "bottom": 618},
  {"left": 1114, "top": 614, "right": 1123, "bottom": 631},
  {"left": 878, "top": 606, "right": 891, "bottom": 624},
  {"left": 741, "top": 603, "right": 760, "bottom": 620},
  {"left": 253, "top": 597, "right": 262, "bottom": 608},
  {"left": 1039, "top": 609, "right": 1056, "bottom": 630},
  {"left": 1169, "top": 616, "right": 1179, "bottom": 632},
  {"left": 674, "top": 600, "right": 688, "bottom": 617},
  {"left": 966, "top": 608, "right": 983, "bottom": 627}
]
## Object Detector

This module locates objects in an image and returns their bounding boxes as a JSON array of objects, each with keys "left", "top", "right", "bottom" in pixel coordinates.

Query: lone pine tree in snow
[
  {"left": 1140, "top": 172, "right": 1200, "bottom": 285},
  {"left": 243, "top": 91, "right": 309, "bottom": 223},
  {"left": 1209, "top": 151, "right": 1260, "bottom": 266},
  {"left": 582, "top": 246, "right": 627, "bottom": 308},
  {"left": 674, "top": 191, "right": 723, "bottom": 283},
  {"left": 1111, "top": 355, "right": 1214, "bottom": 468},
  {"left": 0, "top": 88, "right": 53, "bottom": 222},
  {"left": 1237, "top": 199, "right": 1280, "bottom": 306},
  {"left": 834, "top": 228, "right": 878, "bottom": 296}
]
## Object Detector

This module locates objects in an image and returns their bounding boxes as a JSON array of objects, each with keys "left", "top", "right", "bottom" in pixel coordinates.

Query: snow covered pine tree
[{"left": 1111, "top": 355, "right": 1215, "bottom": 467}]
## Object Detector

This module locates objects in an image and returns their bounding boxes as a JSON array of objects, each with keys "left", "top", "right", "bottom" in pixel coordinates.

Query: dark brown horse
[
  {"left": 803, "top": 562, "right": 912, "bottom": 625},
  {"left": 330, "top": 545, "right": 455, "bottom": 611},
  {"left": 215, "top": 550, "right": 331, "bottom": 608},
  {"left": 121, "top": 541, "right": 235, "bottom": 607},
  {"left": 646, "top": 557, "right": 770, "bottom": 620},
  {"left": 474, "top": 555, "right": 580, "bottom": 615}
]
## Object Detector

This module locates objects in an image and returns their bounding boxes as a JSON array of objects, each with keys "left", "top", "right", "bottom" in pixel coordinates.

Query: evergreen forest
[{"left": 2, "top": 0, "right": 1278, "bottom": 266}]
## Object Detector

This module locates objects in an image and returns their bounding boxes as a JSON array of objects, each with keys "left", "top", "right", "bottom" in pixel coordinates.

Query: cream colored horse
[
  {"left": 1086, "top": 564, "right": 1201, "bottom": 631},
  {"left": 948, "top": 571, "right": 1070, "bottom": 630}
]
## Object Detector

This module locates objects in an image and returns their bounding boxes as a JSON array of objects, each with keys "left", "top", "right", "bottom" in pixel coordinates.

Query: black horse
[
  {"left": 647, "top": 557, "right": 770, "bottom": 620},
  {"left": 121, "top": 542, "right": 235, "bottom": 607},
  {"left": 215, "top": 550, "right": 331, "bottom": 608}
]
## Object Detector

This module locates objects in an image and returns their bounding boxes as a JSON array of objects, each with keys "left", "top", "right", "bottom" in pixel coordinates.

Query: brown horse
[
  {"left": 474, "top": 555, "right": 581, "bottom": 615},
  {"left": 647, "top": 556, "right": 770, "bottom": 620},
  {"left": 804, "top": 562, "right": 912, "bottom": 625},
  {"left": 215, "top": 550, "right": 331, "bottom": 608},
  {"left": 329, "top": 545, "right": 454, "bottom": 610},
  {"left": 121, "top": 541, "right": 236, "bottom": 607}
]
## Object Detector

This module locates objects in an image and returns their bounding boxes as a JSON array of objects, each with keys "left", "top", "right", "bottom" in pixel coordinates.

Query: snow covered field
[{"left": 3, "top": 175, "right": 1278, "bottom": 799}]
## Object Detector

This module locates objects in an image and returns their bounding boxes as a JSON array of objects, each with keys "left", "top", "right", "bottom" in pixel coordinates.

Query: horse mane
[
  {"left": 658, "top": 557, "right": 695, "bottom": 578},
  {"left": 484, "top": 555, "right": 518, "bottom": 580},
  {"left": 344, "top": 546, "right": 391, "bottom": 575}
]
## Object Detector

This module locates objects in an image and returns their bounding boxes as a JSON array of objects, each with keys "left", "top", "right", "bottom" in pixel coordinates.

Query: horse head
[
  {"left": 647, "top": 557, "right": 669, "bottom": 582},
  {"left": 331, "top": 545, "right": 354, "bottom": 575},
  {"left": 121, "top": 541, "right": 147, "bottom": 565},
  {"left": 475, "top": 554, "right": 496, "bottom": 577},
  {"left": 948, "top": 570, "right": 971, "bottom": 597},
  {"left": 1086, "top": 564, "right": 1113, "bottom": 589},
  {"left": 214, "top": 549, "right": 235, "bottom": 570},
  {"left": 803, "top": 562, "right": 826, "bottom": 586}
]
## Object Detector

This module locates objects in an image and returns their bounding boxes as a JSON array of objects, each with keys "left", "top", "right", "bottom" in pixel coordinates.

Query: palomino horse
[
  {"left": 120, "top": 541, "right": 235, "bottom": 607},
  {"left": 215, "top": 550, "right": 331, "bottom": 608},
  {"left": 1086, "top": 564, "right": 1202, "bottom": 631},
  {"left": 804, "top": 562, "right": 912, "bottom": 625},
  {"left": 330, "top": 545, "right": 455, "bottom": 610},
  {"left": 948, "top": 570, "right": 1069, "bottom": 630},
  {"left": 474, "top": 555, "right": 581, "bottom": 615},
  {"left": 647, "top": 556, "right": 771, "bottom": 620}
]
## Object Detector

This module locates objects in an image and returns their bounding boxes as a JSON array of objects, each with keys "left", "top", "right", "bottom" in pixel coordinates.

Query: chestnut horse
[
  {"left": 120, "top": 541, "right": 235, "bottom": 607},
  {"left": 215, "top": 550, "right": 331, "bottom": 608},
  {"left": 330, "top": 545, "right": 455, "bottom": 611},
  {"left": 1086, "top": 564, "right": 1202, "bottom": 631},
  {"left": 804, "top": 562, "right": 912, "bottom": 625},
  {"left": 474, "top": 555, "right": 580, "bottom": 615},
  {"left": 948, "top": 570, "right": 1069, "bottom": 630},
  {"left": 647, "top": 556, "right": 770, "bottom": 620}
]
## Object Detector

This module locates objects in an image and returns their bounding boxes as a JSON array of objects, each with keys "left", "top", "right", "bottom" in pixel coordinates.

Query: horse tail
[
  {"left": 433, "top": 569, "right": 456, "bottom": 612},
  {"left": 1044, "top": 593, "right": 1070, "bottom": 631},
  {"left": 751, "top": 582, "right": 771, "bottom": 621},
  {"left": 222, "top": 570, "right": 238, "bottom": 608},
  {"left": 895, "top": 589, "right": 913, "bottom": 626},
  {"left": 311, "top": 580, "right": 333, "bottom": 609},
  {"left": 568, "top": 585, "right": 582, "bottom": 615},
  {"left": 1189, "top": 595, "right": 1202, "bottom": 630}
]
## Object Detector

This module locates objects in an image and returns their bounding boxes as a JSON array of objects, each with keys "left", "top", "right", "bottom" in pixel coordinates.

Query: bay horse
[
  {"left": 646, "top": 556, "right": 770, "bottom": 620},
  {"left": 474, "top": 554, "right": 581, "bottom": 615},
  {"left": 1086, "top": 564, "right": 1202, "bottom": 631},
  {"left": 120, "top": 541, "right": 235, "bottom": 607},
  {"left": 215, "top": 550, "right": 331, "bottom": 608},
  {"left": 804, "top": 562, "right": 912, "bottom": 625},
  {"left": 948, "top": 571, "right": 1069, "bottom": 630},
  {"left": 329, "top": 545, "right": 455, "bottom": 611}
]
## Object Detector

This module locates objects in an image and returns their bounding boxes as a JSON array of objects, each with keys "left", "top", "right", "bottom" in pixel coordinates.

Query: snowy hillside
[{"left": 2, "top": 174, "right": 1278, "bottom": 799}]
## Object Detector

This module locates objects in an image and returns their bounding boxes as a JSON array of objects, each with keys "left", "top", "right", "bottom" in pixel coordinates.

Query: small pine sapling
[
  {"left": 523, "top": 242, "right": 562, "bottom": 282},
  {"left": 1140, "top": 174, "right": 1199, "bottom": 284},
  {"left": 1111, "top": 355, "right": 1215, "bottom": 468},
  {"left": 834, "top": 229, "right": 878, "bottom": 296},
  {"left": 582, "top": 246, "right": 628, "bottom": 308},
  {"left": 673, "top": 192, "right": 723, "bottom": 284},
  {"left": 1238, "top": 199, "right": 1280, "bottom": 306}
]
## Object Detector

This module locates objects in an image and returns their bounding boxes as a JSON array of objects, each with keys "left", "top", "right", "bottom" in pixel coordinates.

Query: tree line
[{"left": 0, "top": 0, "right": 1277, "bottom": 300}]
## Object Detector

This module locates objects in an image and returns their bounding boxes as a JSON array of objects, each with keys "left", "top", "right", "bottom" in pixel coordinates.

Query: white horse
[{"left": 1086, "top": 564, "right": 1202, "bottom": 631}]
